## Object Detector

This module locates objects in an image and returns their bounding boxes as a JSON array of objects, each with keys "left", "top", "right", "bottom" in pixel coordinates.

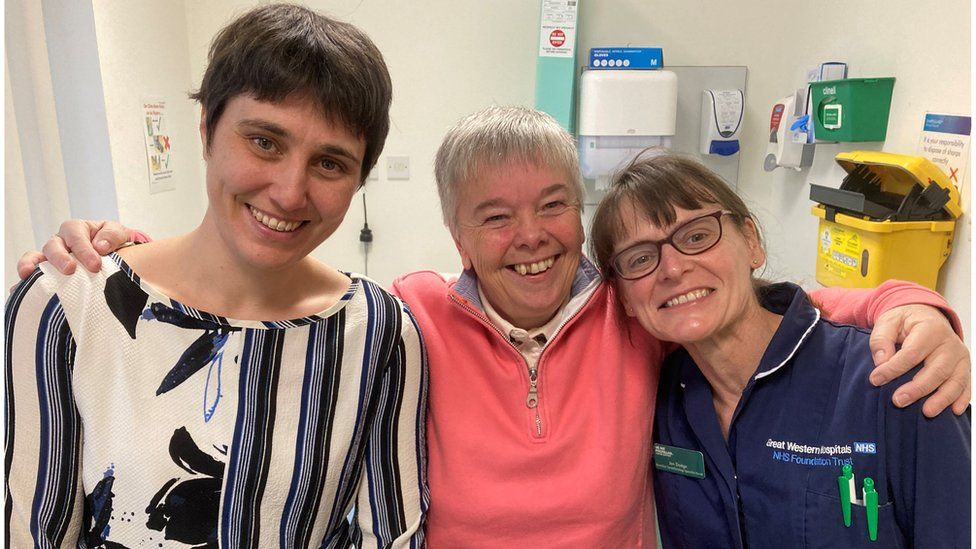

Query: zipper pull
[{"left": 526, "top": 367, "right": 539, "bottom": 408}]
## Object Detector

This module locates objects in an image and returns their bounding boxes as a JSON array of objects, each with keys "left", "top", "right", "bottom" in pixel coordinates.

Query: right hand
[{"left": 17, "top": 220, "right": 133, "bottom": 278}]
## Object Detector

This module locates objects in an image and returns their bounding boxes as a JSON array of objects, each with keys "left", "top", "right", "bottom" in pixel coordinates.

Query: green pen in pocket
[
  {"left": 863, "top": 477, "right": 878, "bottom": 542},
  {"left": 837, "top": 465, "right": 879, "bottom": 542},
  {"left": 837, "top": 464, "right": 854, "bottom": 527}
]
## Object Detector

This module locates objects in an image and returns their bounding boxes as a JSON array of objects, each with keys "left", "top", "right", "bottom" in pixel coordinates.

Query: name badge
[{"left": 654, "top": 443, "right": 706, "bottom": 479}]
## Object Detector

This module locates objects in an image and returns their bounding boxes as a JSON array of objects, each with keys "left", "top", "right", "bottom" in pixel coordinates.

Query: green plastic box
[{"left": 810, "top": 77, "right": 896, "bottom": 142}]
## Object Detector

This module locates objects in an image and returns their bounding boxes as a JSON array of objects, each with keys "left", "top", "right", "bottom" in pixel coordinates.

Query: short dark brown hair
[
  {"left": 190, "top": 3, "right": 392, "bottom": 183},
  {"left": 590, "top": 151, "right": 763, "bottom": 296}
]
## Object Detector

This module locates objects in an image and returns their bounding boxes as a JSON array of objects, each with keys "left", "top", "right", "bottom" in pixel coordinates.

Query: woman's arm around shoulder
[{"left": 810, "top": 280, "right": 970, "bottom": 417}]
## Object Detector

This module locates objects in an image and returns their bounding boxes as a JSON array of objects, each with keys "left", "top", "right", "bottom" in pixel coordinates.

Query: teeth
[
  {"left": 513, "top": 256, "right": 555, "bottom": 276},
  {"left": 249, "top": 206, "right": 302, "bottom": 232},
  {"left": 665, "top": 289, "right": 711, "bottom": 308}
]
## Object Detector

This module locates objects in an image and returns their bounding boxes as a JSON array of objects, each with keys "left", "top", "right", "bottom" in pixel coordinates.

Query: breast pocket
[
  {"left": 803, "top": 489, "right": 905, "bottom": 549},
  {"left": 654, "top": 468, "right": 732, "bottom": 548}
]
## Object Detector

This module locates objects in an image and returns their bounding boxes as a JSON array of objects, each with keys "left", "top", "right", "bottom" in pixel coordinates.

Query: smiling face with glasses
[{"left": 608, "top": 202, "right": 766, "bottom": 345}]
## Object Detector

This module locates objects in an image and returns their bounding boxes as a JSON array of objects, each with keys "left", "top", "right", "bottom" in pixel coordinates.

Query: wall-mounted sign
[
  {"left": 143, "top": 98, "right": 175, "bottom": 193},
  {"left": 917, "top": 113, "right": 971, "bottom": 192}
]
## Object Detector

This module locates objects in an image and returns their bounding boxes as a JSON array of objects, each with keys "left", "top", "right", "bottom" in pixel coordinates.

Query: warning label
[
  {"left": 539, "top": 1, "right": 578, "bottom": 58},
  {"left": 818, "top": 225, "right": 861, "bottom": 278}
]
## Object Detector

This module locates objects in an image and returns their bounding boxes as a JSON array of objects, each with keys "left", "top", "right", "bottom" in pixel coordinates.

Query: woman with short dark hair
[{"left": 5, "top": 5, "right": 426, "bottom": 547}]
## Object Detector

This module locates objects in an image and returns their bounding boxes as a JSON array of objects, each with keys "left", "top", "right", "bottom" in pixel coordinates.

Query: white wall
[
  {"left": 91, "top": 0, "right": 207, "bottom": 239},
  {"left": 8, "top": 1, "right": 970, "bottom": 337},
  {"left": 5, "top": 61, "right": 37, "bottom": 290}
]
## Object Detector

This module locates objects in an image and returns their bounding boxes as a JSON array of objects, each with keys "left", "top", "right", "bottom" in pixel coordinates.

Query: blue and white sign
[
  {"left": 918, "top": 113, "right": 971, "bottom": 189},
  {"left": 589, "top": 47, "right": 663, "bottom": 70}
]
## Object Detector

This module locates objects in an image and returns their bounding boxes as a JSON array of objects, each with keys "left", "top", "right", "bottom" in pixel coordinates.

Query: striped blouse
[{"left": 5, "top": 254, "right": 428, "bottom": 548}]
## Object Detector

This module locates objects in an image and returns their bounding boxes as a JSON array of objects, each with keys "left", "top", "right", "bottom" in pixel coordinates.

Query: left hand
[{"left": 869, "top": 304, "right": 970, "bottom": 417}]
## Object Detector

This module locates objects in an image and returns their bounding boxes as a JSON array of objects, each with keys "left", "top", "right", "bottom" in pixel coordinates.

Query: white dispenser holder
[
  {"left": 763, "top": 90, "right": 814, "bottom": 172},
  {"left": 578, "top": 69, "right": 678, "bottom": 189},
  {"left": 700, "top": 89, "right": 743, "bottom": 156}
]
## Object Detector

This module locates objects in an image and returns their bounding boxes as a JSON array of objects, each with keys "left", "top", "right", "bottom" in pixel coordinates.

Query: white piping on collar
[{"left": 753, "top": 308, "right": 821, "bottom": 380}]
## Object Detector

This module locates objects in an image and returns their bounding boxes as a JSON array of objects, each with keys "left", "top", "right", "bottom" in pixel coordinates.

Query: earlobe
[
  {"left": 622, "top": 295, "right": 636, "bottom": 317},
  {"left": 452, "top": 234, "right": 473, "bottom": 271},
  {"left": 743, "top": 218, "right": 765, "bottom": 267}
]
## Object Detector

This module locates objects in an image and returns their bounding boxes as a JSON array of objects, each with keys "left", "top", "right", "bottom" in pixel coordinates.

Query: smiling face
[
  {"left": 200, "top": 94, "right": 365, "bottom": 273},
  {"left": 613, "top": 201, "right": 765, "bottom": 345},
  {"left": 452, "top": 161, "right": 584, "bottom": 329}
]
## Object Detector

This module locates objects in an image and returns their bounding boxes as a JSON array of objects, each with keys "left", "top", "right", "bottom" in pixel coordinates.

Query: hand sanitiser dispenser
[
  {"left": 700, "top": 89, "right": 743, "bottom": 156},
  {"left": 578, "top": 66, "right": 677, "bottom": 188}
]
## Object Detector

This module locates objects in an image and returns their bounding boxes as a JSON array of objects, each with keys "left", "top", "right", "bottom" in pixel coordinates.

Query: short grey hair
[{"left": 434, "top": 105, "right": 584, "bottom": 231}]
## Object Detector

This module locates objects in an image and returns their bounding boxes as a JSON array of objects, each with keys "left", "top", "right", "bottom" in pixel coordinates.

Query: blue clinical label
[
  {"left": 923, "top": 113, "right": 971, "bottom": 136},
  {"left": 589, "top": 47, "right": 663, "bottom": 69},
  {"left": 654, "top": 443, "right": 706, "bottom": 479}
]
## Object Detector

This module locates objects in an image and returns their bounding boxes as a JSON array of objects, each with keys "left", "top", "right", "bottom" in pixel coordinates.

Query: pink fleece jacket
[{"left": 392, "top": 266, "right": 958, "bottom": 548}]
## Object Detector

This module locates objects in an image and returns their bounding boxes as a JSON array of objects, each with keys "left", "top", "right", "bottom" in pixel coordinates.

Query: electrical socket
[{"left": 387, "top": 156, "right": 410, "bottom": 180}]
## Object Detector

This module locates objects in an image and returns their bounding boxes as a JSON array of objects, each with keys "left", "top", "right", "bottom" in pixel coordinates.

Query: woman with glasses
[{"left": 589, "top": 153, "right": 970, "bottom": 548}]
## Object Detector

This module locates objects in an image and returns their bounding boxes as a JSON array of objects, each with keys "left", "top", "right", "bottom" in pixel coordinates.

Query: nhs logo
[{"left": 854, "top": 442, "right": 877, "bottom": 454}]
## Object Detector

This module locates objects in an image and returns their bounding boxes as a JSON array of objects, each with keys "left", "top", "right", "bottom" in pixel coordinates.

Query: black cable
[{"left": 359, "top": 192, "right": 372, "bottom": 276}]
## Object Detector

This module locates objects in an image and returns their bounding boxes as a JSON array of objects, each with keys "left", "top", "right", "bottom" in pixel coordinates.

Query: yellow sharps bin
[{"left": 809, "top": 151, "right": 961, "bottom": 290}]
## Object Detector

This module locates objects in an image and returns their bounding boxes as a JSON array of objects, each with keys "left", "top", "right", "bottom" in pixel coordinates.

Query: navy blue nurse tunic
[{"left": 652, "top": 283, "right": 970, "bottom": 548}]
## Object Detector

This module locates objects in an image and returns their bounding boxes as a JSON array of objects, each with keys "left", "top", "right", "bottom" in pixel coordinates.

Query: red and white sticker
[
  {"left": 549, "top": 29, "right": 566, "bottom": 47},
  {"left": 539, "top": 1, "right": 578, "bottom": 58}
]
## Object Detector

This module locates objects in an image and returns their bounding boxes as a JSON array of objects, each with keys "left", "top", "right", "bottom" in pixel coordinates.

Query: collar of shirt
[
  {"left": 679, "top": 282, "right": 821, "bottom": 390},
  {"left": 478, "top": 285, "right": 565, "bottom": 347}
]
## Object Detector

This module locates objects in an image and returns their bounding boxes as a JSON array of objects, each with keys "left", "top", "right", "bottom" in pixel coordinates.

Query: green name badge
[{"left": 654, "top": 443, "right": 706, "bottom": 479}]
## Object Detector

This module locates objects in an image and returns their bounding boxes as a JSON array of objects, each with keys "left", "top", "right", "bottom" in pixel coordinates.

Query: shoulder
[
  {"left": 801, "top": 317, "right": 901, "bottom": 410},
  {"left": 812, "top": 317, "right": 874, "bottom": 368},
  {"left": 391, "top": 270, "right": 455, "bottom": 296},
  {"left": 351, "top": 276, "right": 422, "bottom": 341},
  {"left": 6, "top": 267, "right": 60, "bottom": 323},
  {"left": 390, "top": 270, "right": 459, "bottom": 312},
  {"left": 7, "top": 259, "right": 116, "bottom": 321}
]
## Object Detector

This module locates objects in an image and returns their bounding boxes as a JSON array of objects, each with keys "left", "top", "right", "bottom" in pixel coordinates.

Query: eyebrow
[
  {"left": 539, "top": 183, "right": 571, "bottom": 198},
  {"left": 471, "top": 182, "right": 572, "bottom": 214},
  {"left": 472, "top": 198, "right": 508, "bottom": 216},
  {"left": 237, "top": 119, "right": 362, "bottom": 164}
]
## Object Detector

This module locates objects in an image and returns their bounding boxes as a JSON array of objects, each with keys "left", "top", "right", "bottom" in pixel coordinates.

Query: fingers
[
  {"left": 16, "top": 251, "right": 51, "bottom": 279},
  {"left": 918, "top": 369, "right": 968, "bottom": 418},
  {"left": 950, "top": 378, "right": 972, "bottom": 415},
  {"left": 867, "top": 311, "right": 903, "bottom": 385},
  {"left": 871, "top": 339, "right": 925, "bottom": 387},
  {"left": 91, "top": 221, "right": 131, "bottom": 255},
  {"left": 868, "top": 320, "right": 909, "bottom": 385},
  {"left": 888, "top": 338, "right": 967, "bottom": 411},
  {"left": 40, "top": 235, "right": 78, "bottom": 275},
  {"left": 59, "top": 220, "right": 105, "bottom": 273}
]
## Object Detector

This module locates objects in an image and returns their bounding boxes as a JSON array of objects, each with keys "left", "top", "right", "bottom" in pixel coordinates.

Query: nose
[
  {"left": 656, "top": 242, "right": 693, "bottom": 280},
  {"left": 513, "top": 213, "right": 549, "bottom": 250},
  {"left": 267, "top": 159, "right": 309, "bottom": 212}
]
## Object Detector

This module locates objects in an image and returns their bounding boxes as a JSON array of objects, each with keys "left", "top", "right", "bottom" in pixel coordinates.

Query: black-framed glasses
[{"left": 611, "top": 210, "right": 732, "bottom": 280}]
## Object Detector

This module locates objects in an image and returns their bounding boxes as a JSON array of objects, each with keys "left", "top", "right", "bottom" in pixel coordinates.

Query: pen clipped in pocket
[{"left": 802, "top": 489, "right": 903, "bottom": 549}]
